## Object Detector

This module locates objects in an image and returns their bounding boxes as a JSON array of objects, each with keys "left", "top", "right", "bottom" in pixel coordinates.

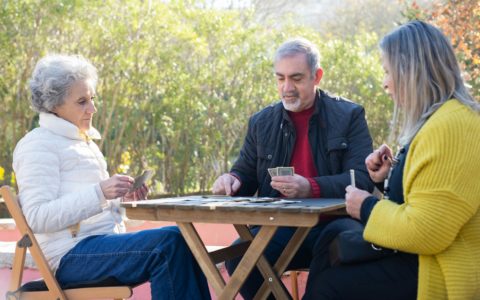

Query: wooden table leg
[
  {"left": 254, "top": 227, "right": 312, "bottom": 300},
  {"left": 235, "top": 225, "right": 291, "bottom": 300},
  {"left": 177, "top": 222, "right": 226, "bottom": 295},
  {"left": 218, "top": 225, "right": 278, "bottom": 300}
]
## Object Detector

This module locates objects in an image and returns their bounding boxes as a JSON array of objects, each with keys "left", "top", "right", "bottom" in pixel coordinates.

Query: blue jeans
[
  {"left": 225, "top": 222, "right": 332, "bottom": 300},
  {"left": 55, "top": 226, "right": 210, "bottom": 300}
]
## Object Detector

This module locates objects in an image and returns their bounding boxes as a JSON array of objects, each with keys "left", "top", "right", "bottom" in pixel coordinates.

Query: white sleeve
[{"left": 13, "top": 137, "right": 104, "bottom": 233}]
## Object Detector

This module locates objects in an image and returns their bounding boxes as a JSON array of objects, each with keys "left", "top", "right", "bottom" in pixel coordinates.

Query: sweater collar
[
  {"left": 39, "top": 112, "right": 101, "bottom": 141},
  {"left": 287, "top": 104, "right": 315, "bottom": 120}
]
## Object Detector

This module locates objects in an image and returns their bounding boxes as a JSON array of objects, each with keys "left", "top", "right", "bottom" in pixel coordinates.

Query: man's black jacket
[{"left": 231, "top": 89, "right": 374, "bottom": 198}]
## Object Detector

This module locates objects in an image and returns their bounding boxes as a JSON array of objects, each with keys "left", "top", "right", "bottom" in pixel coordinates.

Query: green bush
[{"left": 0, "top": 1, "right": 391, "bottom": 194}]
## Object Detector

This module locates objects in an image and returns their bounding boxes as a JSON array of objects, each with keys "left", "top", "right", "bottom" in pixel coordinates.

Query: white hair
[{"left": 29, "top": 54, "right": 98, "bottom": 113}]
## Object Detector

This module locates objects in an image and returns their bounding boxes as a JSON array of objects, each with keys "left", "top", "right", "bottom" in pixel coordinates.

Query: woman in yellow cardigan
[{"left": 305, "top": 21, "right": 480, "bottom": 299}]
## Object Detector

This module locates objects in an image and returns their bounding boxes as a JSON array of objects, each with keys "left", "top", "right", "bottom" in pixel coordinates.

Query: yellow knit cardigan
[{"left": 364, "top": 100, "right": 480, "bottom": 300}]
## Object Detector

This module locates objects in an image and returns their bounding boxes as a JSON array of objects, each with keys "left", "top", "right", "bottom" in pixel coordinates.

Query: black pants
[{"left": 304, "top": 251, "right": 418, "bottom": 300}]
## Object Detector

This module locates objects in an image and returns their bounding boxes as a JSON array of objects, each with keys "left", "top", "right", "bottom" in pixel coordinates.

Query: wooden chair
[
  {"left": 290, "top": 269, "right": 308, "bottom": 300},
  {"left": 1, "top": 185, "right": 133, "bottom": 300}
]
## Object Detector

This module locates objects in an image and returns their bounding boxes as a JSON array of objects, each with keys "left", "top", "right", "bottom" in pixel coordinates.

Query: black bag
[{"left": 329, "top": 229, "right": 397, "bottom": 266}]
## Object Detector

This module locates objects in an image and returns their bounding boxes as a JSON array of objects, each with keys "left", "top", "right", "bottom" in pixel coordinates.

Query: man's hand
[
  {"left": 270, "top": 174, "right": 311, "bottom": 198},
  {"left": 365, "top": 144, "right": 394, "bottom": 183},
  {"left": 123, "top": 184, "right": 149, "bottom": 202},
  {"left": 100, "top": 174, "right": 134, "bottom": 200},
  {"left": 212, "top": 173, "right": 241, "bottom": 196},
  {"left": 345, "top": 185, "right": 371, "bottom": 220}
]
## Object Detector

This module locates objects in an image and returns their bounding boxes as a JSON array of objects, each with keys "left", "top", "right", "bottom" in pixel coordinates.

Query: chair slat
[
  {"left": 18, "top": 286, "right": 132, "bottom": 300},
  {"left": 9, "top": 244, "right": 27, "bottom": 291}
]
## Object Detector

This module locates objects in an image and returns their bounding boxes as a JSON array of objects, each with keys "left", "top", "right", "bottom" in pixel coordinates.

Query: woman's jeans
[{"left": 55, "top": 226, "right": 210, "bottom": 300}]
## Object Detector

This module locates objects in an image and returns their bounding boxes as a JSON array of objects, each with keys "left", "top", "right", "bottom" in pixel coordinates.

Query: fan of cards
[
  {"left": 130, "top": 169, "right": 154, "bottom": 192},
  {"left": 267, "top": 166, "right": 294, "bottom": 177}
]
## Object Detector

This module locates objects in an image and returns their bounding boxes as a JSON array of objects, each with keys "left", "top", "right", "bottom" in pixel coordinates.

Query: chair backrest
[
  {"left": 1, "top": 185, "right": 67, "bottom": 299},
  {"left": 0, "top": 186, "right": 132, "bottom": 300}
]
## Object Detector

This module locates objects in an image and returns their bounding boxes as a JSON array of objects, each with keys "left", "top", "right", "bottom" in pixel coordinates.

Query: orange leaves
[{"left": 414, "top": 0, "right": 480, "bottom": 100}]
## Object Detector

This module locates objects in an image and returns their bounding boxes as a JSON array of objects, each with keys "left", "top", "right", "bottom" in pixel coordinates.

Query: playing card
[
  {"left": 350, "top": 169, "right": 356, "bottom": 188},
  {"left": 277, "top": 167, "right": 294, "bottom": 176},
  {"left": 268, "top": 167, "right": 278, "bottom": 177},
  {"left": 130, "top": 169, "right": 154, "bottom": 191},
  {"left": 248, "top": 197, "right": 276, "bottom": 203}
]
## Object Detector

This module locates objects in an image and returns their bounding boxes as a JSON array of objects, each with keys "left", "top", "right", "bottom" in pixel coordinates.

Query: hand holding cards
[
  {"left": 268, "top": 166, "right": 294, "bottom": 177},
  {"left": 130, "top": 169, "right": 154, "bottom": 192}
]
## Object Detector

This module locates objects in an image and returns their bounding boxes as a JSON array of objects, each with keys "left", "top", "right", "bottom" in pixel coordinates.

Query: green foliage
[
  {"left": 314, "top": 32, "right": 393, "bottom": 146},
  {"left": 0, "top": 0, "right": 392, "bottom": 194}
]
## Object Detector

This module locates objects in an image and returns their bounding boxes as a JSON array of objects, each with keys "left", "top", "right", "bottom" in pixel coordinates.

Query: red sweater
[{"left": 288, "top": 106, "right": 321, "bottom": 197}]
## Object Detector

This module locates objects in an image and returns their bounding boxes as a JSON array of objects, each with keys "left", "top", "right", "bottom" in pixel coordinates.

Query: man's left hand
[
  {"left": 271, "top": 174, "right": 312, "bottom": 198},
  {"left": 345, "top": 185, "right": 371, "bottom": 220}
]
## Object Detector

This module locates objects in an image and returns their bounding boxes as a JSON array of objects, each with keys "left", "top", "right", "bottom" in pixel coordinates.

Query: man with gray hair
[{"left": 212, "top": 37, "right": 374, "bottom": 298}]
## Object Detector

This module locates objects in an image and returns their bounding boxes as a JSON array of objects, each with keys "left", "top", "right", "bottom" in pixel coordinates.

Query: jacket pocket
[
  {"left": 257, "top": 144, "right": 274, "bottom": 161},
  {"left": 327, "top": 137, "right": 348, "bottom": 152},
  {"left": 327, "top": 137, "right": 348, "bottom": 173}
]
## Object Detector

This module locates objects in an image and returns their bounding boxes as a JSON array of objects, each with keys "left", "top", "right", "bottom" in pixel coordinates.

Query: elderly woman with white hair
[{"left": 13, "top": 54, "right": 210, "bottom": 300}]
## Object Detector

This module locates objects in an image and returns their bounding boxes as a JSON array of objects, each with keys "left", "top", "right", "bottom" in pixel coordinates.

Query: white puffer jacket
[{"left": 13, "top": 112, "right": 124, "bottom": 271}]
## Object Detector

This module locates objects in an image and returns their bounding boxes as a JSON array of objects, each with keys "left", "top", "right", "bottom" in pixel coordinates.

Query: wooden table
[{"left": 121, "top": 196, "right": 345, "bottom": 300}]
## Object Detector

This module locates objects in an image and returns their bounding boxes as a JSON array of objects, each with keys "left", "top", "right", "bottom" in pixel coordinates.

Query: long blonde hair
[{"left": 381, "top": 20, "right": 479, "bottom": 145}]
